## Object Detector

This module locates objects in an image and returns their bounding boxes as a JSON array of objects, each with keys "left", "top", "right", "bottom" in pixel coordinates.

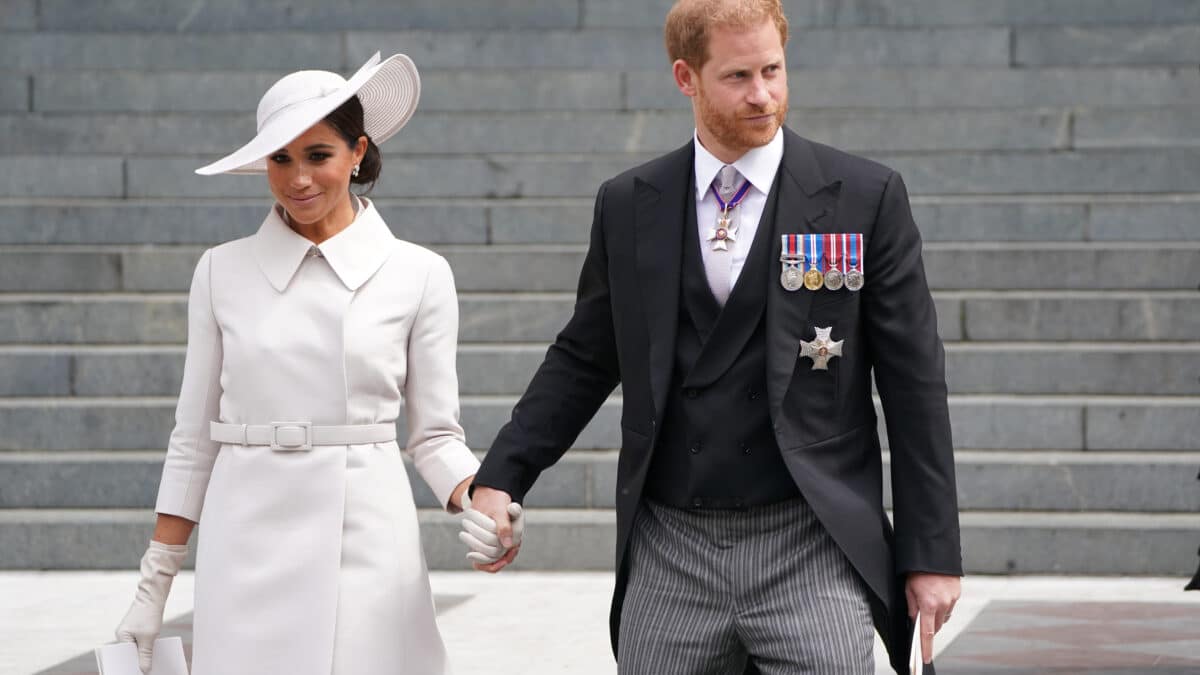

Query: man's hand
[
  {"left": 461, "top": 486, "right": 522, "bottom": 573},
  {"left": 906, "top": 572, "right": 960, "bottom": 664}
]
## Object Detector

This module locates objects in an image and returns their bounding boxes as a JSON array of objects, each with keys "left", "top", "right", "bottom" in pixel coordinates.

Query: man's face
[{"left": 679, "top": 18, "right": 788, "bottom": 160}]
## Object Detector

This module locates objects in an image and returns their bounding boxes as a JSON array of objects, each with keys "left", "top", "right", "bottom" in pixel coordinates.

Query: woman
[{"left": 113, "top": 53, "right": 507, "bottom": 675}]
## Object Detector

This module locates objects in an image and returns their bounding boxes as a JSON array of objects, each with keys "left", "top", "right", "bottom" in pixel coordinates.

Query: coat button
[
  {"left": 692, "top": 498, "right": 703, "bottom": 508},
  {"left": 690, "top": 443, "right": 701, "bottom": 455},
  {"left": 684, "top": 387, "right": 699, "bottom": 399},
  {"left": 740, "top": 442, "right": 751, "bottom": 455},
  {"left": 747, "top": 389, "right": 760, "bottom": 400}
]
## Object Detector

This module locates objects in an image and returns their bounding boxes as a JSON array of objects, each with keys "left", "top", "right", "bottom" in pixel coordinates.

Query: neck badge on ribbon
[{"left": 707, "top": 179, "right": 752, "bottom": 251}]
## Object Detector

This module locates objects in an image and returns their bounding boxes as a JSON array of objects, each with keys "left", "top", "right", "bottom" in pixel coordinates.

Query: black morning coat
[{"left": 474, "top": 126, "right": 963, "bottom": 674}]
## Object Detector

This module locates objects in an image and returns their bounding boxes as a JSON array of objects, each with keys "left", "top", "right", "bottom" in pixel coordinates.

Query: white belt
[{"left": 210, "top": 421, "right": 396, "bottom": 451}]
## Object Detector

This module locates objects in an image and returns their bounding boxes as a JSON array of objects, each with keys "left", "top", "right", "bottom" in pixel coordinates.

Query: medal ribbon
[
  {"left": 712, "top": 179, "right": 752, "bottom": 214},
  {"left": 807, "top": 233, "right": 822, "bottom": 270},
  {"left": 781, "top": 234, "right": 802, "bottom": 259},
  {"left": 849, "top": 233, "right": 860, "bottom": 273},
  {"left": 825, "top": 234, "right": 839, "bottom": 273}
]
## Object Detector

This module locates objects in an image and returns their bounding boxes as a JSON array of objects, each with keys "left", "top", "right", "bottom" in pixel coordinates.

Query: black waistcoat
[{"left": 643, "top": 172, "right": 800, "bottom": 509}]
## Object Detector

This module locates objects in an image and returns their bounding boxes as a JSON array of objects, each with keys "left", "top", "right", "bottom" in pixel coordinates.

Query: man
[{"left": 469, "top": 0, "right": 961, "bottom": 672}]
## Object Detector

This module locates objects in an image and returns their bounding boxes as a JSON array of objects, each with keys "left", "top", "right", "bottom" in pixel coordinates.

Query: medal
[
  {"left": 845, "top": 232, "right": 865, "bottom": 291},
  {"left": 799, "top": 326, "right": 844, "bottom": 371},
  {"left": 707, "top": 213, "right": 738, "bottom": 251},
  {"left": 780, "top": 234, "right": 805, "bottom": 291},
  {"left": 824, "top": 233, "right": 844, "bottom": 291},
  {"left": 803, "top": 234, "right": 824, "bottom": 291},
  {"left": 708, "top": 179, "right": 752, "bottom": 252}
]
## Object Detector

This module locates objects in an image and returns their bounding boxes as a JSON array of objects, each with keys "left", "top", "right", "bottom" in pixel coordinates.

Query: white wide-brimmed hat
[{"left": 195, "top": 52, "right": 419, "bottom": 176}]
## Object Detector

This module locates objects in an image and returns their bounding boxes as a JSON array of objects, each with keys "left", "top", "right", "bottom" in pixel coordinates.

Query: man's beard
[{"left": 696, "top": 85, "right": 787, "bottom": 154}]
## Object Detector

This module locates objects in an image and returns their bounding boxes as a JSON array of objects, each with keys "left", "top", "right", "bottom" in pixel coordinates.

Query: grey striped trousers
[{"left": 617, "top": 497, "right": 874, "bottom": 674}]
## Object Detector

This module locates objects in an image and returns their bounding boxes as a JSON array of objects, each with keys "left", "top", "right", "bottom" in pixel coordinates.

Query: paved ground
[{"left": 1, "top": 572, "right": 1197, "bottom": 674}]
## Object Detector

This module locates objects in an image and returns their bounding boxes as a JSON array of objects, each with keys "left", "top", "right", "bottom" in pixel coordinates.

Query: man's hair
[{"left": 664, "top": 0, "right": 789, "bottom": 68}]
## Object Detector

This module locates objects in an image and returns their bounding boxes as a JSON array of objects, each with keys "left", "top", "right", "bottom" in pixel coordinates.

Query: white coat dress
[{"left": 153, "top": 198, "right": 479, "bottom": 675}]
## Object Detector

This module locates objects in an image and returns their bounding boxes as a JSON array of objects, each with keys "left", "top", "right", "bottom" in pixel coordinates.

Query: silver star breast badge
[{"left": 799, "top": 326, "right": 844, "bottom": 371}]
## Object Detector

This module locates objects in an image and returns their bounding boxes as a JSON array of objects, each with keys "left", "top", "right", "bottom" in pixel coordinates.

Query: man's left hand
[{"left": 906, "top": 572, "right": 961, "bottom": 664}]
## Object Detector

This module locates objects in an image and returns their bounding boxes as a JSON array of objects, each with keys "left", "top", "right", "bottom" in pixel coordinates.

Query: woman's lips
[{"left": 288, "top": 193, "right": 321, "bottom": 206}]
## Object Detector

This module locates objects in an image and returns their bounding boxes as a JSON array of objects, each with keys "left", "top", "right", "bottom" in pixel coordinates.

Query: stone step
[
  {"left": 19, "top": 149, "right": 1193, "bottom": 200},
  {"left": 0, "top": 27, "right": 1012, "bottom": 70},
  {"left": 3, "top": 342, "right": 1196, "bottom": 398},
  {"left": 0, "top": 109, "right": 1123, "bottom": 156},
  {"left": 1, "top": 507, "right": 1195, "bottom": 574},
  {"left": 0, "top": 157, "right": 123, "bottom": 198},
  {"left": 29, "top": 0, "right": 580, "bottom": 32},
  {"left": 0, "top": 75, "right": 27, "bottom": 112},
  {"left": 25, "top": 67, "right": 1200, "bottom": 114},
  {"left": 2, "top": 195, "right": 1197, "bottom": 245},
  {"left": 584, "top": 0, "right": 1200, "bottom": 29},
  {"left": 0, "top": 290, "right": 1196, "bottom": 344},
  {"left": 1, "top": 449, "right": 1196, "bottom": 514},
  {"left": 1015, "top": 25, "right": 1200, "bottom": 67},
  {"left": 5, "top": 26, "right": 1198, "bottom": 72},
  {"left": 353, "top": 25, "right": 1200, "bottom": 69},
  {"left": 1, "top": 243, "right": 1195, "bottom": 293},
  {"left": 14, "top": 0, "right": 1198, "bottom": 32},
  {"left": 0, "top": 32, "right": 345, "bottom": 71},
  {"left": 2, "top": 0, "right": 35, "bottom": 30},
  {"left": 0, "top": 394, "right": 1194, "bottom": 452}
]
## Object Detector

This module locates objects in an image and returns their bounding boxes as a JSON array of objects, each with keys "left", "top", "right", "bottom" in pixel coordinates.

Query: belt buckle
[{"left": 269, "top": 421, "right": 312, "bottom": 451}]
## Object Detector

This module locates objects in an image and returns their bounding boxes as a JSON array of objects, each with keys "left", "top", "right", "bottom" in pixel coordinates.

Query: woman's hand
[
  {"left": 115, "top": 541, "right": 188, "bottom": 674},
  {"left": 459, "top": 487, "right": 524, "bottom": 572}
]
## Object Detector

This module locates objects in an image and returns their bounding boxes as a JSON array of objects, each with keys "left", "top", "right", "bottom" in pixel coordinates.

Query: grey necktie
[{"left": 703, "top": 165, "right": 742, "bottom": 306}]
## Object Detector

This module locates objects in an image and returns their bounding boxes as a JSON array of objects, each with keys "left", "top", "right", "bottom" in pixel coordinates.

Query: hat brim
[{"left": 195, "top": 53, "right": 419, "bottom": 176}]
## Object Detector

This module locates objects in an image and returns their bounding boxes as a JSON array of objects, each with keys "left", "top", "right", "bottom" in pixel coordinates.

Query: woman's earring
[{"left": 351, "top": 164, "right": 360, "bottom": 178}]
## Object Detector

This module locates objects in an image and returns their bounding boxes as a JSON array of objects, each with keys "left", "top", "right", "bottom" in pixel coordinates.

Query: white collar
[
  {"left": 693, "top": 126, "right": 784, "bottom": 199},
  {"left": 252, "top": 196, "right": 395, "bottom": 292}
]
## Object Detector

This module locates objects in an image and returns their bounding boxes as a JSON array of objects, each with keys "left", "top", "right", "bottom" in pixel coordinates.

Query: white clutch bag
[
  {"left": 908, "top": 611, "right": 924, "bottom": 675},
  {"left": 95, "top": 637, "right": 189, "bottom": 675}
]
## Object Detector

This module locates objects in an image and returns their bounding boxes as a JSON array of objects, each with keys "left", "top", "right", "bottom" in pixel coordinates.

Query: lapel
[
  {"left": 765, "top": 128, "right": 843, "bottom": 419},
  {"left": 634, "top": 142, "right": 694, "bottom": 423}
]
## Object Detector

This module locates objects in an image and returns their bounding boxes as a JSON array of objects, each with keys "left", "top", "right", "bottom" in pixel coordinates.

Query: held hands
[
  {"left": 459, "top": 486, "right": 523, "bottom": 572},
  {"left": 115, "top": 540, "right": 188, "bottom": 674},
  {"left": 906, "top": 572, "right": 961, "bottom": 665}
]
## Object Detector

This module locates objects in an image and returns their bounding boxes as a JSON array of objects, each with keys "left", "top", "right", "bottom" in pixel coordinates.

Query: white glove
[
  {"left": 115, "top": 540, "right": 188, "bottom": 674},
  {"left": 459, "top": 493, "right": 524, "bottom": 564}
]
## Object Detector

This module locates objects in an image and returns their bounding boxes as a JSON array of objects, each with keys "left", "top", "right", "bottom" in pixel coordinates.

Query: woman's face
[{"left": 266, "top": 121, "right": 366, "bottom": 226}]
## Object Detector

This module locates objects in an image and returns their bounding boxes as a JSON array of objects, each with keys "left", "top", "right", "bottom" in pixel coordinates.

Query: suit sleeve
[
  {"left": 473, "top": 182, "right": 622, "bottom": 503},
  {"left": 403, "top": 254, "right": 481, "bottom": 511},
  {"left": 155, "top": 249, "right": 223, "bottom": 522},
  {"left": 862, "top": 171, "right": 962, "bottom": 577}
]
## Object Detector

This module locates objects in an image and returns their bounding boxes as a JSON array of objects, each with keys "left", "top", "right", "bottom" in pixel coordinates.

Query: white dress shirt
[{"left": 693, "top": 127, "right": 785, "bottom": 293}]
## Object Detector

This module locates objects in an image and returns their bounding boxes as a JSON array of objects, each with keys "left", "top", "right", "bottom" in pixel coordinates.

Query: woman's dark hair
[{"left": 322, "top": 95, "right": 382, "bottom": 193}]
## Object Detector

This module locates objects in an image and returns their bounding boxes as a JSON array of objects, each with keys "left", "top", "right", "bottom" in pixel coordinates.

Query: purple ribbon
[{"left": 712, "top": 178, "right": 752, "bottom": 213}]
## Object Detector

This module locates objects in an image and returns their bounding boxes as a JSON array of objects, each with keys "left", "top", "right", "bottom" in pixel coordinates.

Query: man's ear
[{"left": 673, "top": 59, "right": 699, "bottom": 97}]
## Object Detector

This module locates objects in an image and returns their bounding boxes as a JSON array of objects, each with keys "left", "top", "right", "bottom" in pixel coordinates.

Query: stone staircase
[{"left": 1, "top": 0, "right": 1197, "bottom": 574}]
